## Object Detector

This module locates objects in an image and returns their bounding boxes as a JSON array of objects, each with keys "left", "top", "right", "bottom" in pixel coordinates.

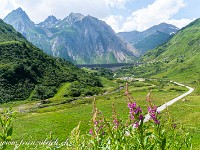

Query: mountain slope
[
  {"left": 4, "top": 8, "right": 139, "bottom": 64},
  {"left": 118, "top": 23, "right": 179, "bottom": 54},
  {"left": 0, "top": 19, "right": 102, "bottom": 102},
  {"left": 140, "top": 18, "right": 200, "bottom": 82}
]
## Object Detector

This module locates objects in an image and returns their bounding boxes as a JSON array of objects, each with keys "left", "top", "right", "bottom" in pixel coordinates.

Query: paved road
[{"left": 144, "top": 81, "right": 194, "bottom": 122}]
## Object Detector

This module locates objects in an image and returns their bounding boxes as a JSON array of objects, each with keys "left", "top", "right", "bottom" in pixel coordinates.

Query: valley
[
  {"left": 0, "top": 78, "right": 191, "bottom": 148},
  {"left": 0, "top": 3, "right": 200, "bottom": 149}
]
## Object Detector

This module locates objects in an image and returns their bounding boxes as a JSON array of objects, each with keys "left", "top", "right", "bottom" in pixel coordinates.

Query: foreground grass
[
  {"left": 164, "top": 94, "right": 200, "bottom": 150},
  {"left": 8, "top": 81, "right": 187, "bottom": 143}
]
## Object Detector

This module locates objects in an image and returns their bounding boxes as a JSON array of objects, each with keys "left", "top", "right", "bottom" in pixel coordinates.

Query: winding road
[{"left": 144, "top": 81, "right": 194, "bottom": 122}]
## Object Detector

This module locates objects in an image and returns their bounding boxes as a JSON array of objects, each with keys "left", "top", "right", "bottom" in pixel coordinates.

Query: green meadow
[{"left": 1, "top": 79, "right": 190, "bottom": 144}]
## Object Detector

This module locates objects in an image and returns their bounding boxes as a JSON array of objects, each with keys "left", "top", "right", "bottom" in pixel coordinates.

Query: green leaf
[
  {"left": 6, "top": 136, "right": 11, "bottom": 141},
  {"left": 7, "top": 126, "right": 13, "bottom": 137}
]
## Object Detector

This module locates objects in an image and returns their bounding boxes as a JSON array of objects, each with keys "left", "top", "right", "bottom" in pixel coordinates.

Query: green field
[{"left": 0, "top": 79, "right": 192, "bottom": 148}]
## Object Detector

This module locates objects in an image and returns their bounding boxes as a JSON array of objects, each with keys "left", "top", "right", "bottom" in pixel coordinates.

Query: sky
[{"left": 0, "top": 0, "right": 199, "bottom": 32}]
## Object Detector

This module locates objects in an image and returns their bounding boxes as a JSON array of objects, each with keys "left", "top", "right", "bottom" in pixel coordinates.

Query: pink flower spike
[
  {"left": 139, "top": 114, "right": 143, "bottom": 120},
  {"left": 89, "top": 129, "right": 93, "bottom": 135}
]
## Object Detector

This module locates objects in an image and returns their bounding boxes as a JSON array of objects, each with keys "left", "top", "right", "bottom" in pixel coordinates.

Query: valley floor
[{"left": 0, "top": 78, "right": 199, "bottom": 149}]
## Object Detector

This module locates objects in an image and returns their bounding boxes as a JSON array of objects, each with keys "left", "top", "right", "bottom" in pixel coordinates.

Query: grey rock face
[{"left": 4, "top": 8, "right": 139, "bottom": 64}]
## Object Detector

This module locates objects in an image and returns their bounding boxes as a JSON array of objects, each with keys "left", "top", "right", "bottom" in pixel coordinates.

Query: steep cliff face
[{"left": 4, "top": 8, "right": 139, "bottom": 64}]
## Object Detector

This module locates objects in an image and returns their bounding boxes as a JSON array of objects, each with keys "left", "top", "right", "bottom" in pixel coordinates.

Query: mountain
[
  {"left": 0, "top": 19, "right": 102, "bottom": 102},
  {"left": 136, "top": 18, "right": 200, "bottom": 82},
  {"left": 118, "top": 23, "right": 179, "bottom": 54},
  {"left": 3, "top": 7, "right": 52, "bottom": 55},
  {"left": 37, "top": 15, "right": 59, "bottom": 28},
  {"left": 3, "top": 7, "right": 35, "bottom": 35},
  {"left": 4, "top": 8, "right": 139, "bottom": 64}
]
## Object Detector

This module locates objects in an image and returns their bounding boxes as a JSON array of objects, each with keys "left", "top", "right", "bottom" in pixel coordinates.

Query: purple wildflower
[
  {"left": 139, "top": 114, "right": 144, "bottom": 121},
  {"left": 128, "top": 102, "right": 137, "bottom": 109},
  {"left": 134, "top": 107, "right": 142, "bottom": 114},
  {"left": 148, "top": 105, "right": 160, "bottom": 125},
  {"left": 113, "top": 118, "right": 119, "bottom": 128},
  {"left": 94, "top": 121, "right": 98, "bottom": 125},
  {"left": 134, "top": 122, "right": 139, "bottom": 128},
  {"left": 154, "top": 119, "right": 160, "bottom": 125},
  {"left": 89, "top": 129, "right": 93, "bottom": 135}
]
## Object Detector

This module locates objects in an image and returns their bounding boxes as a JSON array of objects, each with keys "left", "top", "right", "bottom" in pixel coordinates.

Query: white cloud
[
  {"left": 121, "top": 0, "right": 192, "bottom": 31},
  {"left": 0, "top": 0, "right": 19, "bottom": 20},
  {"left": 0, "top": 0, "right": 195, "bottom": 32},
  {"left": 167, "top": 18, "right": 195, "bottom": 29},
  {"left": 1, "top": 0, "right": 109, "bottom": 23},
  {"left": 105, "top": 0, "right": 127, "bottom": 8},
  {"left": 104, "top": 15, "right": 124, "bottom": 32}
]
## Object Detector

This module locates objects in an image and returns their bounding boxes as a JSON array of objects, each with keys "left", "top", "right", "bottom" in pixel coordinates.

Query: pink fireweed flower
[
  {"left": 148, "top": 105, "right": 160, "bottom": 125},
  {"left": 89, "top": 129, "right": 93, "bottom": 135},
  {"left": 94, "top": 120, "right": 98, "bottom": 125},
  {"left": 128, "top": 102, "right": 144, "bottom": 128},
  {"left": 139, "top": 114, "right": 144, "bottom": 121},
  {"left": 113, "top": 118, "right": 119, "bottom": 128},
  {"left": 154, "top": 119, "right": 160, "bottom": 125},
  {"left": 134, "top": 122, "right": 139, "bottom": 128},
  {"left": 128, "top": 102, "right": 137, "bottom": 109},
  {"left": 134, "top": 107, "right": 142, "bottom": 114}
]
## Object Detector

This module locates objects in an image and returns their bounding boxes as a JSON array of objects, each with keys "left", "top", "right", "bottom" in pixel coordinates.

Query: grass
[
  {"left": 6, "top": 81, "right": 186, "bottom": 142},
  {"left": 0, "top": 78, "right": 197, "bottom": 149},
  {"left": 163, "top": 94, "right": 200, "bottom": 150},
  {"left": 100, "top": 78, "right": 120, "bottom": 92},
  {"left": 50, "top": 83, "right": 71, "bottom": 101}
]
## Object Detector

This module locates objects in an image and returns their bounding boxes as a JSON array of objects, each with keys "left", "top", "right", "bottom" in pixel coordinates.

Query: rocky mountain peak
[
  {"left": 3, "top": 7, "right": 35, "bottom": 34},
  {"left": 145, "top": 22, "right": 179, "bottom": 35},
  {"left": 45, "top": 15, "right": 58, "bottom": 23},
  {"left": 65, "top": 13, "right": 84, "bottom": 24},
  {"left": 68, "top": 12, "right": 84, "bottom": 20},
  {"left": 38, "top": 15, "right": 58, "bottom": 27},
  {"left": 4, "top": 8, "right": 139, "bottom": 64},
  {"left": 4, "top": 7, "right": 32, "bottom": 24}
]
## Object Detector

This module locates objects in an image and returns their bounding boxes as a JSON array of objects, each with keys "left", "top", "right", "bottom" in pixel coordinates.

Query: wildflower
[
  {"left": 148, "top": 105, "right": 160, "bottom": 125},
  {"left": 146, "top": 92, "right": 160, "bottom": 125},
  {"left": 128, "top": 102, "right": 136, "bottom": 109},
  {"left": 89, "top": 129, "right": 93, "bottom": 135},
  {"left": 139, "top": 114, "right": 144, "bottom": 121},
  {"left": 154, "top": 119, "right": 160, "bottom": 125},
  {"left": 113, "top": 118, "right": 119, "bottom": 128},
  {"left": 94, "top": 121, "right": 98, "bottom": 126},
  {"left": 134, "top": 122, "right": 139, "bottom": 128},
  {"left": 134, "top": 107, "right": 142, "bottom": 114}
]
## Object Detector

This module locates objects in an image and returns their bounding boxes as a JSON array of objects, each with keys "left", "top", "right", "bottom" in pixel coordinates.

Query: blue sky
[{"left": 0, "top": 0, "right": 199, "bottom": 32}]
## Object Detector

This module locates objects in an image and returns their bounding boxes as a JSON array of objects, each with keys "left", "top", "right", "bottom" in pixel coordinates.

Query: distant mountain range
[
  {"left": 118, "top": 23, "right": 179, "bottom": 54},
  {"left": 4, "top": 8, "right": 139, "bottom": 64}
]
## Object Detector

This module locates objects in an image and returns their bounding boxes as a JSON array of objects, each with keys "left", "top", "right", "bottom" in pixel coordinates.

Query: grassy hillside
[
  {"left": 142, "top": 19, "right": 200, "bottom": 82},
  {"left": 114, "top": 19, "right": 200, "bottom": 149},
  {"left": 117, "top": 18, "right": 200, "bottom": 84},
  {"left": 0, "top": 19, "right": 26, "bottom": 42},
  {"left": 0, "top": 20, "right": 102, "bottom": 102}
]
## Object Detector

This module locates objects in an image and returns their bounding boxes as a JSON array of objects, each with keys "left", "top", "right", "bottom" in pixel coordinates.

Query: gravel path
[{"left": 144, "top": 81, "right": 194, "bottom": 122}]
